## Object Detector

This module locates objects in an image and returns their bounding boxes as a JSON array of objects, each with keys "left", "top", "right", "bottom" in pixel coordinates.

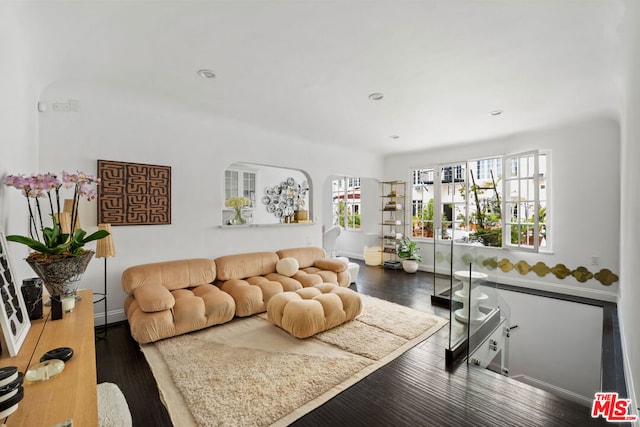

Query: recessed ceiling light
[
  {"left": 490, "top": 110, "right": 503, "bottom": 116},
  {"left": 369, "top": 93, "right": 384, "bottom": 101},
  {"left": 197, "top": 69, "right": 216, "bottom": 79}
]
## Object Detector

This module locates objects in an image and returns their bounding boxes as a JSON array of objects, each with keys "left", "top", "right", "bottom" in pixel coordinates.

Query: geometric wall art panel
[{"left": 97, "top": 160, "right": 171, "bottom": 226}]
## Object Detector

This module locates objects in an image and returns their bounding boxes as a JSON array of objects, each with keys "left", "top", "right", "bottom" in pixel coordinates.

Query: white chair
[
  {"left": 323, "top": 225, "right": 359, "bottom": 284},
  {"left": 322, "top": 225, "right": 341, "bottom": 258}
]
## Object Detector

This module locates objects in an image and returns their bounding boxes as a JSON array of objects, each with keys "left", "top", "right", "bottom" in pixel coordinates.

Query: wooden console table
[{"left": 0, "top": 289, "right": 98, "bottom": 426}]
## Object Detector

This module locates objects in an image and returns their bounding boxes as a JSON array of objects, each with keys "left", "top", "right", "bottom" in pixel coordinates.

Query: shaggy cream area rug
[{"left": 141, "top": 294, "right": 448, "bottom": 427}]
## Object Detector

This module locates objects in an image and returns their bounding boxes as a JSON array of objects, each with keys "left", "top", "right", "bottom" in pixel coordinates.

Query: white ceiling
[{"left": 18, "top": 1, "right": 625, "bottom": 154}]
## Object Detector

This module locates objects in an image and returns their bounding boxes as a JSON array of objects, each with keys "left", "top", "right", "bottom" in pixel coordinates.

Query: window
[
  {"left": 225, "top": 169, "right": 256, "bottom": 207},
  {"left": 409, "top": 151, "right": 548, "bottom": 251},
  {"left": 476, "top": 158, "right": 502, "bottom": 181},
  {"left": 332, "top": 177, "right": 361, "bottom": 229},
  {"left": 466, "top": 156, "right": 503, "bottom": 246},
  {"left": 411, "top": 168, "right": 435, "bottom": 238},
  {"left": 440, "top": 162, "right": 467, "bottom": 239},
  {"left": 225, "top": 170, "right": 239, "bottom": 201},
  {"left": 503, "top": 151, "right": 548, "bottom": 251}
]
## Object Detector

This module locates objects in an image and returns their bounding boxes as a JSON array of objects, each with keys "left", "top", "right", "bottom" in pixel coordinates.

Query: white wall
[
  {"left": 619, "top": 0, "right": 640, "bottom": 413},
  {"left": 0, "top": 4, "right": 41, "bottom": 279},
  {"left": 499, "top": 290, "right": 602, "bottom": 406},
  {"left": 24, "top": 78, "right": 381, "bottom": 323},
  {"left": 384, "top": 115, "right": 621, "bottom": 302}
]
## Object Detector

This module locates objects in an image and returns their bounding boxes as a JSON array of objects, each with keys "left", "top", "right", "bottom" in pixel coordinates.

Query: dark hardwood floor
[{"left": 95, "top": 260, "right": 609, "bottom": 427}]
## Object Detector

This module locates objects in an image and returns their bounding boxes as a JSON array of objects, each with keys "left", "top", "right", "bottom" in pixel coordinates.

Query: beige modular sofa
[
  {"left": 122, "top": 258, "right": 236, "bottom": 344},
  {"left": 215, "top": 247, "right": 349, "bottom": 317},
  {"left": 121, "top": 247, "right": 349, "bottom": 343}
]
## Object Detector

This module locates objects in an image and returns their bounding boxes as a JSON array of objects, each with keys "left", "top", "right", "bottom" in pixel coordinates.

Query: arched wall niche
[{"left": 222, "top": 162, "right": 312, "bottom": 226}]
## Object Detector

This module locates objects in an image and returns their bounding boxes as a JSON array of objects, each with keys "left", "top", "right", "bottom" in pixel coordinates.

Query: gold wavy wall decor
[{"left": 440, "top": 253, "right": 619, "bottom": 286}]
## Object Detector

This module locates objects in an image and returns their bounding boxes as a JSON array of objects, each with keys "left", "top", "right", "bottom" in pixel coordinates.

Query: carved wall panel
[{"left": 98, "top": 160, "right": 171, "bottom": 225}]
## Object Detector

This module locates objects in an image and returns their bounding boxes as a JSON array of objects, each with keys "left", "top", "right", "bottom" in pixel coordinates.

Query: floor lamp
[{"left": 95, "top": 224, "right": 115, "bottom": 337}]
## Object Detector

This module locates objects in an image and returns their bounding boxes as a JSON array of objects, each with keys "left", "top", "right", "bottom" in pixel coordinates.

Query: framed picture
[
  {"left": 97, "top": 159, "right": 172, "bottom": 226},
  {"left": 0, "top": 228, "right": 31, "bottom": 356}
]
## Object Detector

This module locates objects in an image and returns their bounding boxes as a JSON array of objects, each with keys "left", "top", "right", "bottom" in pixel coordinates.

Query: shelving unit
[{"left": 381, "top": 180, "right": 407, "bottom": 269}]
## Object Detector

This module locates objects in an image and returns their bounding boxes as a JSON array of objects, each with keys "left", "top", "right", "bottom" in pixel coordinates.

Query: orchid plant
[{"left": 3, "top": 171, "right": 109, "bottom": 258}]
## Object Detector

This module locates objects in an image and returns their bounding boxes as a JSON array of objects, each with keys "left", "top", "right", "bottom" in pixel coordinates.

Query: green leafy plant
[
  {"left": 7, "top": 226, "right": 108, "bottom": 257},
  {"left": 4, "top": 171, "right": 109, "bottom": 258},
  {"left": 397, "top": 237, "right": 422, "bottom": 262}
]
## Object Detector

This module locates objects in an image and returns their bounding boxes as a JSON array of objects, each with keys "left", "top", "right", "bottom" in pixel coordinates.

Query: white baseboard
[
  {"left": 510, "top": 374, "right": 593, "bottom": 407},
  {"left": 337, "top": 251, "right": 364, "bottom": 261},
  {"left": 94, "top": 308, "right": 127, "bottom": 326}
]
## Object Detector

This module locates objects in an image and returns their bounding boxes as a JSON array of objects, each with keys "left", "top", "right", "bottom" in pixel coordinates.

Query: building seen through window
[{"left": 410, "top": 151, "right": 548, "bottom": 251}]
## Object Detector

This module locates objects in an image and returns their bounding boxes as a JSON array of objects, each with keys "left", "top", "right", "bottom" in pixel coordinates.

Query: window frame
[
  {"left": 410, "top": 168, "right": 436, "bottom": 239},
  {"left": 331, "top": 176, "right": 361, "bottom": 230},
  {"left": 503, "top": 150, "right": 549, "bottom": 252},
  {"left": 224, "top": 168, "right": 256, "bottom": 208},
  {"left": 409, "top": 150, "right": 549, "bottom": 252}
]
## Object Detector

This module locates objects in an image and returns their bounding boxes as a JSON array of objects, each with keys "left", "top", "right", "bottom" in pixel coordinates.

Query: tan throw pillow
[{"left": 276, "top": 257, "right": 299, "bottom": 277}]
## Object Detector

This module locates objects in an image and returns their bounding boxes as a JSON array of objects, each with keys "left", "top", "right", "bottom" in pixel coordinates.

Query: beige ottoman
[{"left": 267, "top": 283, "right": 362, "bottom": 338}]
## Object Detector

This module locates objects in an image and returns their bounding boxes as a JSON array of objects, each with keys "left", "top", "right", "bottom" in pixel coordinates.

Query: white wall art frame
[{"left": 0, "top": 228, "right": 31, "bottom": 356}]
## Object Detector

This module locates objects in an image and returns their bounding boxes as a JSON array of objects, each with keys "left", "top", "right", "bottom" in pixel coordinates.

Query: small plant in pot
[{"left": 397, "top": 237, "right": 422, "bottom": 273}]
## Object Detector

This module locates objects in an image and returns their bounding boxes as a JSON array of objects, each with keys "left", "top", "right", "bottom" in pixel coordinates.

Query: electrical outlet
[{"left": 591, "top": 256, "right": 600, "bottom": 266}]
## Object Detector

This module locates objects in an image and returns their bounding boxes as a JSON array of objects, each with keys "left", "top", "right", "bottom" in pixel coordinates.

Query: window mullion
[
  {"left": 434, "top": 168, "right": 442, "bottom": 234},
  {"left": 533, "top": 152, "right": 540, "bottom": 251}
]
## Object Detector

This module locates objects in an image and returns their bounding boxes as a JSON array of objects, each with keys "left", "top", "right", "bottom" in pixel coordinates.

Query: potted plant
[
  {"left": 225, "top": 196, "right": 251, "bottom": 225},
  {"left": 397, "top": 237, "right": 422, "bottom": 273},
  {"left": 3, "top": 171, "right": 110, "bottom": 313}
]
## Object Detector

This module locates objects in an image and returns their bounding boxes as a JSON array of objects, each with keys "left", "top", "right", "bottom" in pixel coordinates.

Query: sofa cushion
[
  {"left": 291, "top": 269, "right": 324, "bottom": 287},
  {"left": 276, "top": 257, "right": 299, "bottom": 277},
  {"left": 264, "top": 273, "right": 303, "bottom": 292},
  {"left": 122, "top": 258, "right": 216, "bottom": 293},
  {"left": 220, "top": 277, "right": 283, "bottom": 317},
  {"left": 276, "top": 247, "right": 327, "bottom": 269},
  {"left": 314, "top": 258, "right": 348, "bottom": 273},
  {"left": 215, "top": 252, "right": 279, "bottom": 281},
  {"left": 133, "top": 284, "right": 175, "bottom": 313}
]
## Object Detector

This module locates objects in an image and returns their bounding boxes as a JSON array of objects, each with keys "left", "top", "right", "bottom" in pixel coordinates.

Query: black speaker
[{"left": 21, "top": 278, "right": 43, "bottom": 320}]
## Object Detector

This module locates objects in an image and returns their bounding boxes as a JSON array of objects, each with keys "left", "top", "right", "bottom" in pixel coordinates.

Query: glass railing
[{"left": 433, "top": 229, "right": 510, "bottom": 374}]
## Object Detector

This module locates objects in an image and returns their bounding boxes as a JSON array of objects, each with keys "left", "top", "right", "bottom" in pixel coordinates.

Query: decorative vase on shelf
[{"left": 230, "top": 208, "right": 246, "bottom": 225}]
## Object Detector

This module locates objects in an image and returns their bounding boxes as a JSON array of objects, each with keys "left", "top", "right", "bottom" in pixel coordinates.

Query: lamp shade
[
  {"left": 63, "top": 198, "right": 81, "bottom": 231},
  {"left": 54, "top": 212, "right": 72, "bottom": 235},
  {"left": 95, "top": 223, "right": 116, "bottom": 258}
]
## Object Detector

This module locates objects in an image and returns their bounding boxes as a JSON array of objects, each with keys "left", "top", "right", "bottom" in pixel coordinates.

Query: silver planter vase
[{"left": 26, "top": 251, "right": 94, "bottom": 297}]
